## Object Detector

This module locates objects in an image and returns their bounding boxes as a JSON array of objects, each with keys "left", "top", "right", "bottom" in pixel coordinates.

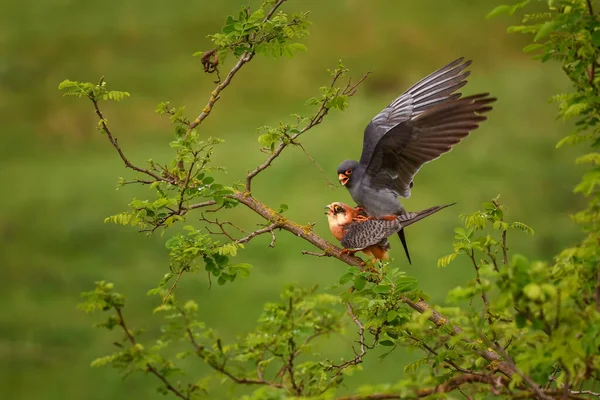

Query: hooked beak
[
  {"left": 324, "top": 204, "right": 333, "bottom": 215},
  {"left": 338, "top": 173, "right": 349, "bottom": 186}
]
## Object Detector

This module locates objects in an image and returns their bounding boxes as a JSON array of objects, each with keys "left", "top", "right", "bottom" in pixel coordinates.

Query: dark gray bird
[{"left": 336, "top": 58, "right": 496, "bottom": 264}]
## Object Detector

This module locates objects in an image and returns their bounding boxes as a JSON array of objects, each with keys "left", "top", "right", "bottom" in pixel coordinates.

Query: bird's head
[
  {"left": 325, "top": 202, "right": 356, "bottom": 227},
  {"left": 336, "top": 160, "right": 361, "bottom": 187}
]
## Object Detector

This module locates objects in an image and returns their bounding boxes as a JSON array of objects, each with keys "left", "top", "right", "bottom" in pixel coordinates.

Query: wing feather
[
  {"left": 359, "top": 58, "right": 472, "bottom": 165},
  {"left": 366, "top": 94, "right": 496, "bottom": 197},
  {"left": 341, "top": 219, "right": 400, "bottom": 250}
]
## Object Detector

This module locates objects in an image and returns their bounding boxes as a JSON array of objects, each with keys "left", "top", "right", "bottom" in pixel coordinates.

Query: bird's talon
[{"left": 340, "top": 248, "right": 357, "bottom": 257}]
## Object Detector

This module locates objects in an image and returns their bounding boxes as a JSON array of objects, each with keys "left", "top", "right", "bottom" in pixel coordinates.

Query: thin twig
[
  {"left": 301, "top": 250, "right": 330, "bottom": 257},
  {"left": 587, "top": 0, "right": 594, "bottom": 16},
  {"left": 187, "top": 52, "right": 254, "bottom": 137},
  {"left": 199, "top": 213, "right": 245, "bottom": 241},
  {"left": 468, "top": 251, "right": 493, "bottom": 326},
  {"left": 162, "top": 268, "right": 186, "bottom": 304},
  {"left": 178, "top": 153, "right": 198, "bottom": 210},
  {"left": 115, "top": 307, "right": 189, "bottom": 400},
  {"left": 502, "top": 229, "right": 508, "bottom": 266},
  {"left": 571, "top": 390, "right": 600, "bottom": 397},
  {"left": 245, "top": 70, "right": 371, "bottom": 193},
  {"left": 336, "top": 374, "right": 510, "bottom": 399},
  {"left": 326, "top": 302, "right": 375, "bottom": 376},
  {"left": 179, "top": 305, "right": 283, "bottom": 389},
  {"left": 185, "top": 0, "right": 287, "bottom": 137},
  {"left": 294, "top": 141, "right": 336, "bottom": 189},
  {"left": 187, "top": 200, "right": 218, "bottom": 210},
  {"left": 91, "top": 98, "right": 175, "bottom": 184},
  {"left": 490, "top": 340, "right": 553, "bottom": 400},
  {"left": 595, "top": 263, "right": 600, "bottom": 312},
  {"left": 236, "top": 223, "right": 281, "bottom": 246}
]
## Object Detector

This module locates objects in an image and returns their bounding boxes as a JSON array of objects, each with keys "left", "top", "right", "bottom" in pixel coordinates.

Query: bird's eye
[
  {"left": 334, "top": 206, "right": 343, "bottom": 213},
  {"left": 345, "top": 169, "right": 352, "bottom": 175}
]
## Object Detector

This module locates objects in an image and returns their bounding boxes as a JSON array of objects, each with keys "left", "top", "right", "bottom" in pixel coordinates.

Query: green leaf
[
  {"left": 534, "top": 20, "right": 559, "bottom": 42},
  {"left": 395, "top": 276, "right": 418, "bottom": 292},
  {"left": 379, "top": 340, "right": 395, "bottom": 347},
  {"left": 523, "top": 43, "right": 543, "bottom": 53},
  {"left": 339, "top": 272, "right": 354, "bottom": 284},
  {"left": 373, "top": 285, "right": 391, "bottom": 294},
  {"left": 592, "top": 31, "right": 600, "bottom": 47},
  {"left": 486, "top": 5, "right": 511, "bottom": 19},
  {"left": 354, "top": 275, "right": 367, "bottom": 291},
  {"left": 58, "top": 79, "right": 76, "bottom": 90},
  {"left": 288, "top": 43, "right": 308, "bottom": 52},
  {"left": 523, "top": 283, "right": 542, "bottom": 300}
]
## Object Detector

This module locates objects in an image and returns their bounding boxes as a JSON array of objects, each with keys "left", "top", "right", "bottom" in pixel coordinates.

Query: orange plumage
[{"left": 325, "top": 202, "right": 389, "bottom": 261}]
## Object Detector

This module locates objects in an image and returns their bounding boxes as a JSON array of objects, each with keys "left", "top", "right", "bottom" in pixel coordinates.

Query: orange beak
[{"left": 338, "top": 173, "right": 349, "bottom": 186}]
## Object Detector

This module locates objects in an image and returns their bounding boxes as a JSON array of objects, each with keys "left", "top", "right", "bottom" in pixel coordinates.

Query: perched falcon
[
  {"left": 325, "top": 202, "right": 454, "bottom": 261},
  {"left": 335, "top": 58, "right": 496, "bottom": 264},
  {"left": 325, "top": 202, "right": 391, "bottom": 260}
]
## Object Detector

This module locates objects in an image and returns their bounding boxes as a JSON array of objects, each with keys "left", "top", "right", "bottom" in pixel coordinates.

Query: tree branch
[
  {"left": 592, "top": 263, "right": 600, "bottom": 314},
  {"left": 179, "top": 305, "right": 283, "bottom": 389},
  {"left": 229, "top": 190, "right": 515, "bottom": 377},
  {"left": 244, "top": 70, "right": 371, "bottom": 193},
  {"left": 326, "top": 303, "right": 376, "bottom": 374},
  {"left": 185, "top": 0, "right": 287, "bottom": 137},
  {"left": 236, "top": 222, "right": 281, "bottom": 246},
  {"left": 115, "top": 307, "right": 189, "bottom": 400},
  {"left": 91, "top": 98, "right": 175, "bottom": 184},
  {"left": 337, "top": 373, "right": 510, "bottom": 399}
]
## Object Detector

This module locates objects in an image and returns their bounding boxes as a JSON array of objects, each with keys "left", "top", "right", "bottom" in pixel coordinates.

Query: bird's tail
[
  {"left": 399, "top": 203, "right": 456, "bottom": 228},
  {"left": 396, "top": 203, "right": 456, "bottom": 265}
]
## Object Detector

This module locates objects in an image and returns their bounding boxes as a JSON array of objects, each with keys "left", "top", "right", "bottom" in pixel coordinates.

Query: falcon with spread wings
[{"left": 335, "top": 58, "right": 495, "bottom": 263}]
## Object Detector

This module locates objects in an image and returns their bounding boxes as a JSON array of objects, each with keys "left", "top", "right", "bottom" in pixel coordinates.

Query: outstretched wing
[
  {"left": 359, "top": 58, "right": 472, "bottom": 166},
  {"left": 365, "top": 94, "right": 496, "bottom": 197},
  {"left": 341, "top": 219, "right": 400, "bottom": 250}
]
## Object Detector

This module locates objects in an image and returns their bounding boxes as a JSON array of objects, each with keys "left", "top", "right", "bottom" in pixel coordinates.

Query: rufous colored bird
[
  {"left": 325, "top": 202, "right": 454, "bottom": 261},
  {"left": 335, "top": 58, "right": 496, "bottom": 264}
]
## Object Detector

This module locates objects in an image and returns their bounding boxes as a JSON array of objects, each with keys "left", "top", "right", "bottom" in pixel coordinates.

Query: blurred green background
[{"left": 0, "top": 0, "right": 586, "bottom": 399}]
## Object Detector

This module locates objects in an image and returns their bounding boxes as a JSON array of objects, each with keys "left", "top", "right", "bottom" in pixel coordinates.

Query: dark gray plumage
[
  {"left": 340, "top": 204, "right": 454, "bottom": 251},
  {"left": 336, "top": 58, "right": 496, "bottom": 263}
]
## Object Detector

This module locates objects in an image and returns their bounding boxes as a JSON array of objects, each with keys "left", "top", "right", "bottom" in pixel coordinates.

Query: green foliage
[
  {"left": 66, "top": 0, "right": 600, "bottom": 399},
  {"left": 59, "top": 78, "right": 130, "bottom": 102},
  {"left": 197, "top": 0, "right": 310, "bottom": 62}
]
